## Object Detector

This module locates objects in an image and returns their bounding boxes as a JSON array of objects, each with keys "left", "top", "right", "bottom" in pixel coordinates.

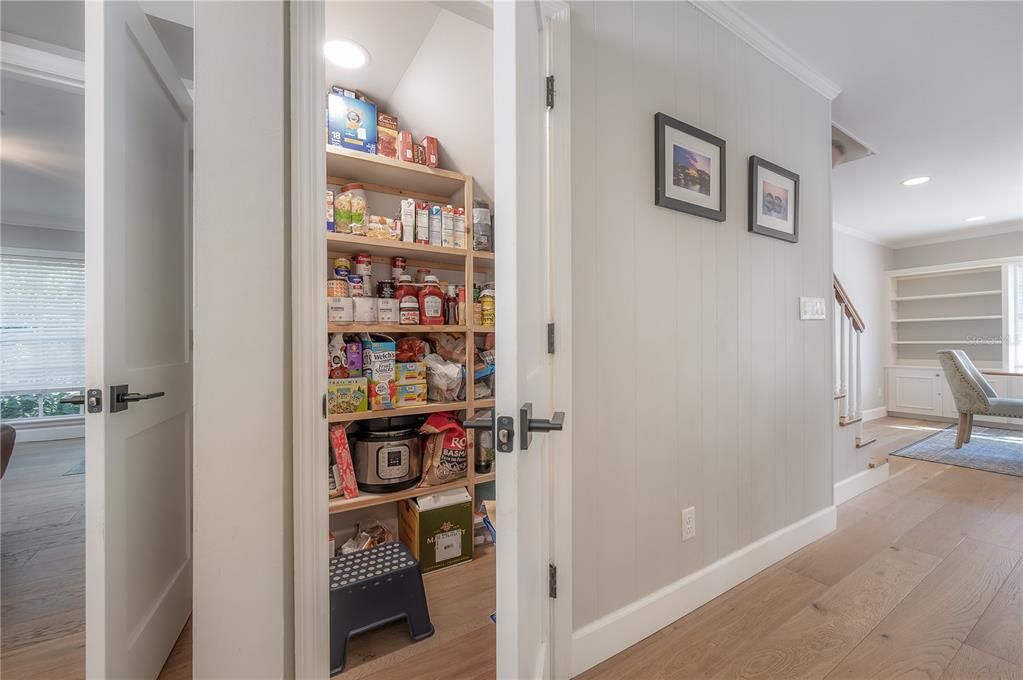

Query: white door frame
[
  {"left": 287, "top": 2, "right": 574, "bottom": 676},
  {"left": 542, "top": 5, "right": 574, "bottom": 678},
  {"left": 290, "top": 1, "right": 330, "bottom": 678}
]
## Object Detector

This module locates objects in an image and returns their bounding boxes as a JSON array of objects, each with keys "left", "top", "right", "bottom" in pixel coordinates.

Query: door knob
[{"left": 111, "top": 384, "right": 165, "bottom": 413}]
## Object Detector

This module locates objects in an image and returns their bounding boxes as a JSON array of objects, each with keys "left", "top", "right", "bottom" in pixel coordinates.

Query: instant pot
[{"left": 351, "top": 418, "right": 422, "bottom": 492}]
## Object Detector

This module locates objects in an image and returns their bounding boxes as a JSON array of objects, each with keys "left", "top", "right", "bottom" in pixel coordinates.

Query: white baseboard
[
  {"left": 834, "top": 463, "right": 889, "bottom": 506},
  {"left": 862, "top": 407, "right": 887, "bottom": 422},
  {"left": 570, "top": 505, "right": 837, "bottom": 676}
]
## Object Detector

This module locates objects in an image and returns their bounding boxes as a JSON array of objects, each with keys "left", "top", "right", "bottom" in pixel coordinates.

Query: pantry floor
[{"left": 339, "top": 543, "right": 497, "bottom": 679}]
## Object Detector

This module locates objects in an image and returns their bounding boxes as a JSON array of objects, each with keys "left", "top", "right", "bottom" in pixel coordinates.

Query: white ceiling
[{"left": 736, "top": 1, "right": 1023, "bottom": 245}]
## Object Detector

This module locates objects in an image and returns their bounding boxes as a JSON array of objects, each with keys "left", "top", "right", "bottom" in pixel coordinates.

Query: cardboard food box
[
  {"left": 395, "top": 362, "right": 427, "bottom": 385},
  {"left": 396, "top": 382, "right": 428, "bottom": 407},
  {"left": 327, "top": 377, "right": 368, "bottom": 414},
  {"left": 397, "top": 130, "right": 415, "bottom": 163},
  {"left": 420, "top": 136, "right": 439, "bottom": 168},
  {"left": 398, "top": 487, "right": 473, "bottom": 573},
  {"left": 362, "top": 339, "right": 396, "bottom": 410},
  {"left": 326, "top": 189, "right": 335, "bottom": 232},
  {"left": 412, "top": 143, "right": 427, "bottom": 165},
  {"left": 377, "top": 112, "right": 399, "bottom": 159},
  {"left": 327, "top": 92, "right": 377, "bottom": 154}
]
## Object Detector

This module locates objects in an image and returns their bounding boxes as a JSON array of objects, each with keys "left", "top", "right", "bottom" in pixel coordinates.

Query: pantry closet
[{"left": 301, "top": 3, "right": 498, "bottom": 676}]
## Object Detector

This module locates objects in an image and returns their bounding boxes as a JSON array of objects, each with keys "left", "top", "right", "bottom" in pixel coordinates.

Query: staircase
[{"left": 834, "top": 274, "right": 876, "bottom": 448}]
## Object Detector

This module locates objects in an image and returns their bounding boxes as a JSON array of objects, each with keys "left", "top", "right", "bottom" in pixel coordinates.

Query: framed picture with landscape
[
  {"left": 748, "top": 155, "right": 799, "bottom": 243},
  {"left": 654, "top": 112, "right": 726, "bottom": 221}
]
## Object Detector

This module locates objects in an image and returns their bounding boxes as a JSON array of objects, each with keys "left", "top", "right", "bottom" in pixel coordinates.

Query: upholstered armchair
[{"left": 937, "top": 350, "right": 1023, "bottom": 449}]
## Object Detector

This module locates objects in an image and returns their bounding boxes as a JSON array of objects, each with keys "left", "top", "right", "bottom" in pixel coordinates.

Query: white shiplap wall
[{"left": 570, "top": 1, "right": 834, "bottom": 630}]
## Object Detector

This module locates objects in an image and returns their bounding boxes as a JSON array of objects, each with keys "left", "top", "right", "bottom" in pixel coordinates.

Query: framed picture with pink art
[{"left": 749, "top": 155, "right": 799, "bottom": 243}]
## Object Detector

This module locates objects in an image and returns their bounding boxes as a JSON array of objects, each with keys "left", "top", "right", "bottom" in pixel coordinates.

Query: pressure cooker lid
[{"left": 356, "top": 414, "right": 422, "bottom": 435}]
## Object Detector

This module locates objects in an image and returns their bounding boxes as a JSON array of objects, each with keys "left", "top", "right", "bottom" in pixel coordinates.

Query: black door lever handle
[
  {"left": 119, "top": 391, "right": 165, "bottom": 403},
  {"left": 60, "top": 394, "right": 86, "bottom": 405}
]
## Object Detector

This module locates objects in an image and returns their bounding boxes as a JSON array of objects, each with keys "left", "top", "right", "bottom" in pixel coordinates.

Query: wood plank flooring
[
  {"left": 580, "top": 416, "right": 1023, "bottom": 680},
  {"left": 4, "top": 416, "right": 1020, "bottom": 680}
]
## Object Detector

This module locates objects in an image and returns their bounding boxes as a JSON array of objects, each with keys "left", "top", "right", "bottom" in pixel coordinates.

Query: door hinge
[
  {"left": 322, "top": 393, "right": 327, "bottom": 419},
  {"left": 549, "top": 563, "right": 557, "bottom": 598},
  {"left": 545, "top": 75, "right": 555, "bottom": 110},
  {"left": 547, "top": 322, "right": 555, "bottom": 354}
]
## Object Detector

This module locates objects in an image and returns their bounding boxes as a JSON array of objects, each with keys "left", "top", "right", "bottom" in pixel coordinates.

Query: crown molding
[
  {"left": 833, "top": 222, "right": 891, "bottom": 247},
  {"left": 690, "top": 1, "right": 841, "bottom": 101},
  {"left": 888, "top": 220, "right": 1023, "bottom": 249}
]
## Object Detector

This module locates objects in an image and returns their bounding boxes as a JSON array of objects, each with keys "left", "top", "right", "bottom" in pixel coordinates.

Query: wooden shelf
[
  {"left": 326, "top": 145, "right": 466, "bottom": 200},
  {"left": 473, "top": 471, "right": 496, "bottom": 485},
  {"left": 329, "top": 479, "right": 468, "bottom": 514},
  {"left": 473, "top": 398, "right": 495, "bottom": 409},
  {"left": 892, "top": 315, "right": 1002, "bottom": 323},
  {"left": 892, "top": 290, "right": 1001, "bottom": 302},
  {"left": 892, "top": 339, "right": 1002, "bottom": 345},
  {"left": 328, "top": 401, "right": 468, "bottom": 423},
  {"left": 328, "top": 324, "right": 467, "bottom": 334},
  {"left": 327, "top": 232, "right": 468, "bottom": 267}
]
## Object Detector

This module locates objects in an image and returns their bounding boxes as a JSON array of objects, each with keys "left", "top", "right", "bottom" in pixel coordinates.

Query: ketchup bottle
[
  {"left": 419, "top": 275, "right": 445, "bottom": 325},
  {"left": 396, "top": 275, "right": 420, "bottom": 325}
]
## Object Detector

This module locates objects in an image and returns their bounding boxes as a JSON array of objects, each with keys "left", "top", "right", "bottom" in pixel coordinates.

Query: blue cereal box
[{"left": 328, "top": 92, "right": 377, "bottom": 154}]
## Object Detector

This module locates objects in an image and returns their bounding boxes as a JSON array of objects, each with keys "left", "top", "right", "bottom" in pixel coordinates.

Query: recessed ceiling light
[
  {"left": 964, "top": 215, "right": 987, "bottom": 222},
  {"left": 901, "top": 176, "right": 931, "bottom": 186},
  {"left": 324, "top": 40, "right": 369, "bottom": 70}
]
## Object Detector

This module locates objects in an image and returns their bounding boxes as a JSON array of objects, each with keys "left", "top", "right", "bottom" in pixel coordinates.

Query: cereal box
[
  {"left": 398, "top": 130, "right": 415, "bottom": 163},
  {"left": 329, "top": 424, "right": 359, "bottom": 499},
  {"left": 395, "top": 362, "right": 427, "bottom": 385},
  {"left": 327, "top": 377, "right": 368, "bottom": 414},
  {"left": 327, "top": 92, "right": 377, "bottom": 154}
]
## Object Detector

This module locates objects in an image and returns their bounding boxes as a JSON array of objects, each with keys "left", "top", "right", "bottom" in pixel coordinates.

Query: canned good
[
  {"left": 326, "top": 279, "right": 350, "bottom": 298},
  {"left": 348, "top": 275, "right": 365, "bottom": 297},
  {"left": 332, "top": 257, "right": 351, "bottom": 278},
  {"left": 377, "top": 279, "right": 396, "bottom": 298},
  {"left": 353, "top": 253, "right": 373, "bottom": 277},
  {"left": 391, "top": 256, "right": 407, "bottom": 280}
]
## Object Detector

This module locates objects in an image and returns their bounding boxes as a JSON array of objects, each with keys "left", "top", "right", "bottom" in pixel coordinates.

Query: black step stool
[{"left": 329, "top": 542, "right": 434, "bottom": 675}]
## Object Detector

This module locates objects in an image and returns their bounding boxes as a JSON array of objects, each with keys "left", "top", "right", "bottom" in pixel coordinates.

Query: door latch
[
  {"left": 464, "top": 410, "right": 515, "bottom": 453},
  {"left": 60, "top": 388, "right": 103, "bottom": 414}
]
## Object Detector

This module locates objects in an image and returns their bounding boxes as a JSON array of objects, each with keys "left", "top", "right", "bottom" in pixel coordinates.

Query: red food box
[
  {"left": 420, "top": 136, "right": 439, "bottom": 168},
  {"left": 397, "top": 130, "right": 415, "bottom": 163},
  {"left": 329, "top": 424, "right": 359, "bottom": 499},
  {"left": 377, "top": 113, "right": 399, "bottom": 159}
]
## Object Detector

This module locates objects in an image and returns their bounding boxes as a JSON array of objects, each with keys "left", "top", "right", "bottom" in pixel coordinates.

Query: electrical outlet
[{"left": 682, "top": 506, "right": 696, "bottom": 541}]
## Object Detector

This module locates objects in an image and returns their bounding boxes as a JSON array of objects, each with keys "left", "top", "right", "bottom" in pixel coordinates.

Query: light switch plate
[{"left": 799, "top": 296, "right": 827, "bottom": 320}]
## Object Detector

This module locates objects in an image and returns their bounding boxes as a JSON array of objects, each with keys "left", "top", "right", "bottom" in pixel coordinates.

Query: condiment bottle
[
  {"left": 419, "top": 275, "right": 445, "bottom": 325},
  {"left": 445, "top": 285, "right": 458, "bottom": 325},
  {"left": 396, "top": 275, "right": 420, "bottom": 325},
  {"left": 457, "top": 285, "right": 467, "bottom": 326}
]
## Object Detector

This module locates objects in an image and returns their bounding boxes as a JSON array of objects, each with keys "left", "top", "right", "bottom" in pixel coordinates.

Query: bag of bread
[{"left": 418, "top": 412, "right": 467, "bottom": 487}]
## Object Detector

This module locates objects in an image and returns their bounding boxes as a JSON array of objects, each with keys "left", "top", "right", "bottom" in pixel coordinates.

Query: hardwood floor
[
  {"left": 580, "top": 416, "right": 1023, "bottom": 680},
  {"left": 5, "top": 417, "right": 1020, "bottom": 680}
]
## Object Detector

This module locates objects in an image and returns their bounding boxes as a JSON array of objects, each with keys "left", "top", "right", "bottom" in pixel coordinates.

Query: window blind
[{"left": 1, "top": 254, "right": 85, "bottom": 393}]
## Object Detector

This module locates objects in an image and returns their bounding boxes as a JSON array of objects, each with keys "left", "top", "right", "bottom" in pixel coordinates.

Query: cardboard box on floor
[{"left": 399, "top": 487, "right": 473, "bottom": 573}]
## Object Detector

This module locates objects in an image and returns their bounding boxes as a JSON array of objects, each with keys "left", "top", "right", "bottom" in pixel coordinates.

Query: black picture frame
[
  {"left": 654, "top": 112, "right": 726, "bottom": 222},
  {"left": 748, "top": 155, "right": 799, "bottom": 243}
]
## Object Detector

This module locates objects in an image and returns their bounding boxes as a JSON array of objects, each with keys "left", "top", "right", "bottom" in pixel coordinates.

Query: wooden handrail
[{"left": 833, "top": 274, "right": 865, "bottom": 332}]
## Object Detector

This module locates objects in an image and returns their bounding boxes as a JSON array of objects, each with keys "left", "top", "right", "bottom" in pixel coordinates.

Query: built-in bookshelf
[{"left": 887, "top": 263, "right": 1007, "bottom": 367}]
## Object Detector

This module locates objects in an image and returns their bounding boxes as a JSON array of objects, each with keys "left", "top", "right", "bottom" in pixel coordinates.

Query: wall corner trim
[
  {"left": 690, "top": 1, "right": 842, "bottom": 101},
  {"left": 570, "top": 505, "right": 837, "bottom": 676},
  {"left": 834, "top": 463, "right": 889, "bottom": 506}
]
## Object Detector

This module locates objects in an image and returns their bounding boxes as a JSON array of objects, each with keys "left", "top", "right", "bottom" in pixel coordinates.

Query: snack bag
[
  {"left": 329, "top": 424, "right": 359, "bottom": 499},
  {"left": 418, "top": 412, "right": 467, "bottom": 486}
]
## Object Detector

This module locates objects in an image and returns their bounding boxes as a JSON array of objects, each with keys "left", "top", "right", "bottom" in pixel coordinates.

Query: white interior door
[
  {"left": 494, "top": 2, "right": 560, "bottom": 678},
  {"left": 84, "top": 2, "right": 193, "bottom": 677}
]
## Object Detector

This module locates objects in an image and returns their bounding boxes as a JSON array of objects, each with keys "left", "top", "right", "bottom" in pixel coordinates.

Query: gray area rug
[{"left": 891, "top": 424, "right": 1023, "bottom": 477}]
